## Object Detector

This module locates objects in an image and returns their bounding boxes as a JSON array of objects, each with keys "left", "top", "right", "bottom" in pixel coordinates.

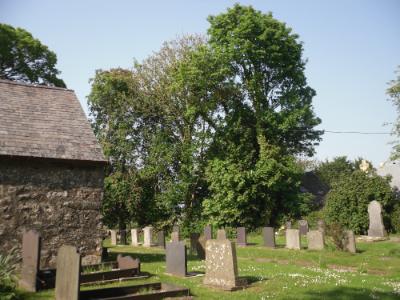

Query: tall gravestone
[
  {"left": 204, "top": 239, "right": 246, "bottom": 291},
  {"left": 19, "top": 230, "right": 41, "bottom": 292},
  {"left": 307, "top": 230, "right": 324, "bottom": 250},
  {"left": 217, "top": 229, "right": 227, "bottom": 240},
  {"left": 204, "top": 225, "right": 212, "bottom": 240},
  {"left": 143, "top": 226, "right": 155, "bottom": 247},
  {"left": 171, "top": 231, "right": 180, "bottom": 242},
  {"left": 286, "top": 229, "right": 301, "bottom": 250},
  {"left": 110, "top": 230, "right": 117, "bottom": 246},
  {"left": 262, "top": 227, "right": 275, "bottom": 248},
  {"left": 157, "top": 230, "right": 166, "bottom": 248},
  {"left": 131, "top": 228, "right": 139, "bottom": 246},
  {"left": 344, "top": 230, "right": 356, "bottom": 253},
  {"left": 236, "top": 227, "right": 247, "bottom": 246},
  {"left": 55, "top": 245, "right": 81, "bottom": 300},
  {"left": 166, "top": 241, "right": 187, "bottom": 277},
  {"left": 298, "top": 220, "right": 309, "bottom": 235},
  {"left": 368, "top": 200, "right": 387, "bottom": 237}
]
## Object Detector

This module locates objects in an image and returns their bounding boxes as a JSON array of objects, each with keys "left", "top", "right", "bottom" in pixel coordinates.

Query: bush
[
  {"left": 326, "top": 222, "right": 347, "bottom": 251},
  {"left": 324, "top": 170, "right": 395, "bottom": 234},
  {"left": 0, "top": 247, "right": 21, "bottom": 300},
  {"left": 304, "top": 210, "right": 325, "bottom": 229},
  {"left": 390, "top": 204, "right": 400, "bottom": 233}
]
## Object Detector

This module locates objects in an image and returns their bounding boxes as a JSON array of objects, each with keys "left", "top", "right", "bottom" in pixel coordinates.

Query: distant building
[
  {"left": 377, "top": 160, "right": 400, "bottom": 189},
  {"left": 0, "top": 80, "right": 107, "bottom": 267}
]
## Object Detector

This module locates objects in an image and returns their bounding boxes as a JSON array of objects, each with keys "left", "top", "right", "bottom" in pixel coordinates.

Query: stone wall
[{"left": 0, "top": 156, "right": 105, "bottom": 267}]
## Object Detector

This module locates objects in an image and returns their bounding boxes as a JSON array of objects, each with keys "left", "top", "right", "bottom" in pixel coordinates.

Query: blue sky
[{"left": 1, "top": 0, "right": 399, "bottom": 166}]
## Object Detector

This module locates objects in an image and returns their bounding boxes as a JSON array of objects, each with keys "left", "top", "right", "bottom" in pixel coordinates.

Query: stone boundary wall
[{"left": 0, "top": 157, "right": 105, "bottom": 267}]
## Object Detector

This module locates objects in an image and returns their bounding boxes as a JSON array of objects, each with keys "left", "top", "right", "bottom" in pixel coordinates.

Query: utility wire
[{"left": 324, "top": 130, "right": 392, "bottom": 135}]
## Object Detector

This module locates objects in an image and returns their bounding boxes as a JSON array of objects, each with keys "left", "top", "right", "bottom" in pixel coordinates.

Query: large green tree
[
  {"left": 388, "top": 66, "right": 400, "bottom": 160},
  {"left": 0, "top": 23, "right": 65, "bottom": 87}
]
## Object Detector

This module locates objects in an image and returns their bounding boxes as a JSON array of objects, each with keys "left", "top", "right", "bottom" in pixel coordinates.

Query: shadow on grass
[
  {"left": 243, "top": 275, "right": 268, "bottom": 285},
  {"left": 107, "top": 251, "right": 166, "bottom": 264},
  {"left": 304, "top": 287, "right": 398, "bottom": 300}
]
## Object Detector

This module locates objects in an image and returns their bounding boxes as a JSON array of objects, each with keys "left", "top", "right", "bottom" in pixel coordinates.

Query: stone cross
[
  {"left": 204, "top": 239, "right": 246, "bottom": 290},
  {"left": 262, "top": 227, "right": 275, "bottom": 248},
  {"left": 171, "top": 231, "right": 180, "bottom": 242},
  {"left": 110, "top": 230, "right": 117, "bottom": 246},
  {"left": 286, "top": 229, "right": 301, "bottom": 250},
  {"left": 165, "top": 241, "right": 187, "bottom": 277},
  {"left": 19, "top": 230, "right": 41, "bottom": 292},
  {"left": 343, "top": 230, "right": 356, "bottom": 253},
  {"left": 143, "top": 226, "right": 154, "bottom": 247},
  {"left": 157, "top": 230, "right": 166, "bottom": 248},
  {"left": 204, "top": 225, "right": 212, "bottom": 240},
  {"left": 131, "top": 228, "right": 139, "bottom": 246},
  {"left": 307, "top": 230, "right": 324, "bottom": 250},
  {"left": 55, "top": 245, "right": 81, "bottom": 300},
  {"left": 217, "top": 229, "right": 227, "bottom": 240},
  {"left": 368, "top": 200, "right": 387, "bottom": 237},
  {"left": 298, "top": 220, "right": 309, "bottom": 235},
  {"left": 236, "top": 227, "right": 247, "bottom": 246}
]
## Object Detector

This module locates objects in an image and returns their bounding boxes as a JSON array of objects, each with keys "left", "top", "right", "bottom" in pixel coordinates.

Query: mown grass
[{"left": 20, "top": 233, "right": 400, "bottom": 299}]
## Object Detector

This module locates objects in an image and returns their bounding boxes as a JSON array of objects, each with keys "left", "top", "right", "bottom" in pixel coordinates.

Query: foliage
[
  {"left": 0, "top": 23, "right": 65, "bottom": 87},
  {"left": 0, "top": 247, "right": 20, "bottom": 300},
  {"left": 390, "top": 203, "right": 400, "bottom": 233},
  {"left": 325, "top": 222, "right": 347, "bottom": 251},
  {"left": 387, "top": 66, "right": 400, "bottom": 160},
  {"left": 324, "top": 170, "right": 395, "bottom": 234},
  {"left": 315, "top": 156, "right": 356, "bottom": 188},
  {"left": 304, "top": 210, "right": 324, "bottom": 229}
]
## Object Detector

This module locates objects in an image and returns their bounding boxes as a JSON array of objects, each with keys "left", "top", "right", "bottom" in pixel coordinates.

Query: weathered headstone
[
  {"left": 286, "top": 229, "right": 301, "bottom": 250},
  {"left": 119, "top": 229, "right": 127, "bottom": 245},
  {"left": 171, "top": 231, "right": 180, "bottom": 242},
  {"left": 217, "top": 229, "right": 227, "bottom": 240},
  {"left": 131, "top": 228, "right": 139, "bottom": 246},
  {"left": 165, "top": 241, "right": 187, "bottom": 277},
  {"left": 298, "top": 220, "right": 309, "bottom": 235},
  {"left": 19, "top": 230, "right": 41, "bottom": 292},
  {"left": 343, "top": 230, "right": 356, "bottom": 253},
  {"left": 262, "top": 227, "right": 275, "bottom": 248},
  {"left": 204, "top": 239, "right": 246, "bottom": 290},
  {"left": 143, "top": 226, "right": 155, "bottom": 247},
  {"left": 317, "top": 220, "right": 326, "bottom": 235},
  {"left": 110, "top": 230, "right": 117, "bottom": 246},
  {"left": 117, "top": 254, "right": 140, "bottom": 270},
  {"left": 307, "top": 230, "right": 324, "bottom": 250},
  {"left": 285, "top": 221, "right": 292, "bottom": 229},
  {"left": 157, "top": 230, "right": 166, "bottom": 248},
  {"left": 55, "top": 245, "right": 81, "bottom": 300},
  {"left": 368, "top": 200, "right": 387, "bottom": 237},
  {"left": 204, "top": 225, "right": 212, "bottom": 240},
  {"left": 236, "top": 227, "right": 247, "bottom": 246},
  {"left": 190, "top": 233, "right": 200, "bottom": 254}
]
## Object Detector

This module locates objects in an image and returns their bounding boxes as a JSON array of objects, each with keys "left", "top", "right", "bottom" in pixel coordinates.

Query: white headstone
[
  {"left": 367, "top": 200, "right": 387, "bottom": 237},
  {"left": 131, "top": 228, "right": 139, "bottom": 246}
]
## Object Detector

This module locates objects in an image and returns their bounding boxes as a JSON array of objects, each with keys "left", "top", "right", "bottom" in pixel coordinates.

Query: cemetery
[{"left": 1, "top": 2, "right": 400, "bottom": 300}]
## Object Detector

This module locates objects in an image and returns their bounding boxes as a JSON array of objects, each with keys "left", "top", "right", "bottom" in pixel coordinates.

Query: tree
[
  {"left": 0, "top": 23, "right": 65, "bottom": 87},
  {"left": 315, "top": 156, "right": 356, "bottom": 188},
  {"left": 388, "top": 66, "right": 400, "bottom": 160}
]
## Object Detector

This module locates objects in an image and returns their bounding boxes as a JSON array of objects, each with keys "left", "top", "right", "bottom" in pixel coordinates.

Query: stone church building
[{"left": 0, "top": 80, "right": 107, "bottom": 267}]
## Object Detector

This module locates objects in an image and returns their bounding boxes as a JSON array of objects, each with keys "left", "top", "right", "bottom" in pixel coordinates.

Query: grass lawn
[{"left": 20, "top": 234, "right": 400, "bottom": 299}]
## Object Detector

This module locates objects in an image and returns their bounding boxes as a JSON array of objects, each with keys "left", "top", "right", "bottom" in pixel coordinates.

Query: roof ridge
[{"left": 0, "top": 79, "right": 74, "bottom": 92}]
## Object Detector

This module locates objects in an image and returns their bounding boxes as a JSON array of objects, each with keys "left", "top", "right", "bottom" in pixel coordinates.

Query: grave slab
[
  {"left": 286, "top": 229, "right": 301, "bottom": 250},
  {"left": 236, "top": 227, "right": 247, "bottom": 246},
  {"left": 166, "top": 241, "right": 187, "bottom": 277},
  {"left": 307, "top": 230, "right": 324, "bottom": 250},
  {"left": 19, "top": 229, "right": 41, "bottom": 292},
  {"left": 262, "top": 227, "right": 275, "bottom": 248},
  {"left": 55, "top": 245, "right": 81, "bottom": 300},
  {"left": 368, "top": 200, "right": 387, "bottom": 237}
]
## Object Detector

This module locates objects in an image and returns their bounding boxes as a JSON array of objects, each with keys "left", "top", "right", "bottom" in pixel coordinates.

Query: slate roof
[{"left": 0, "top": 80, "right": 107, "bottom": 163}]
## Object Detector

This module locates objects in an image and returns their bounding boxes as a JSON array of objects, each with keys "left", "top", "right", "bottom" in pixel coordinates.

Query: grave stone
[
  {"left": 143, "top": 226, "right": 155, "bottom": 247},
  {"left": 317, "top": 220, "right": 326, "bottom": 235},
  {"left": 217, "top": 229, "right": 227, "bottom": 240},
  {"left": 131, "top": 228, "right": 139, "bottom": 246},
  {"left": 262, "top": 227, "right": 275, "bottom": 248},
  {"left": 344, "top": 230, "right": 356, "bottom": 253},
  {"left": 285, "top": 221, "right": 292, "bottom": 229},
  {"left": 236, "top": 227, "right": 247, "bottom": 246},
  {"left": 204, "top": 239, "right": 246, "bottom": 291},
  {"left": 190, "top": 233, "right": 200, "bottom": 254},
  {"left": 286, "top": 229, "right": 301, "bottom": 250},
  {"left": 117, "top": 254, "right": 140, "bottom": 270},
  {"left": 307, "top": 230, "right": 324, "bottom": 250},
  {"left": 368, "top": 200, "right": 387, "bottom": 237},
  {"left": 298, "top": 220, "right": 309, "bottom": 235},
  {"left": 204, "top": 225, "right": 212, "bottom": 240},
  {"left": 55, "top": 245, "right": 81, "bottom": 300},
  {"left": 110, "top": 230, "right": 117, "bottom": 246},
  {"left": 19, "top": 230, "right": 41, "bottom": 292},
  {"left": 166, "top": 241, "right": 187, "bottom": 277},
  {"left": 157, "top": 230, "right": 166, "bottom": 248},
  {"left": 171, "top": 231, "right": 180, "bottom": 242}
]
